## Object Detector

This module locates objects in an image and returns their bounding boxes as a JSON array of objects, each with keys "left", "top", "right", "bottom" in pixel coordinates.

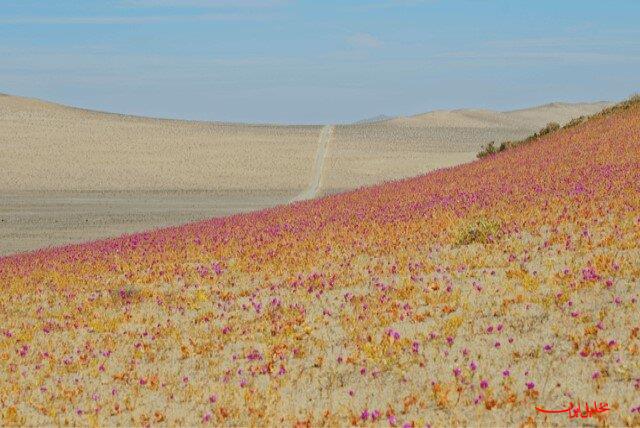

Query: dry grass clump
[
  {"left": 478, "top": 122, "right": 560, "bottom": 158},
  {"left": 453, "top": 217, "right": 501, "bottom": 245}
]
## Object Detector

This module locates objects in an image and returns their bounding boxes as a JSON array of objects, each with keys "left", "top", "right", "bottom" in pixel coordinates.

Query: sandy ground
[
  {"left": 0, "top": 94, "right": 611, "bottom": 255},
  {"left": 0, "top": 190, "right": 293, "bottom": 256}
]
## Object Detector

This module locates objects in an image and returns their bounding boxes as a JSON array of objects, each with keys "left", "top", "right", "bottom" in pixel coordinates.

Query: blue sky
[{"left": 1, "top": 0, "right": 639, "bottom": 124}]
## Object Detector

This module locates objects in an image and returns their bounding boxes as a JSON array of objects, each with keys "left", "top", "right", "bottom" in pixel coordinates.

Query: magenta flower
[
  {"left": 526, "top": 381, "right": 535, "bottom": 390},
  {"left": 360, "top": 409, "right": 369, "bottom": 421},
  {"left": 480, "top": 379, "right": 488, "bottom": 389}
]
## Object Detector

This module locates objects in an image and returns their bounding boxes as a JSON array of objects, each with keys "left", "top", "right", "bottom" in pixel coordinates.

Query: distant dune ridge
[
  {"left": 0, "top": 94, "right": 612, "bottom": 254},
  {"left": 388, "top": 101, "right": 611, "bottom": 129}
]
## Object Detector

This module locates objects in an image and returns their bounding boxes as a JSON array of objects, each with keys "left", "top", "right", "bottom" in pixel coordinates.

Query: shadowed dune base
[{"left": 0, "top": 99, "right": 638, "bottom": 426}]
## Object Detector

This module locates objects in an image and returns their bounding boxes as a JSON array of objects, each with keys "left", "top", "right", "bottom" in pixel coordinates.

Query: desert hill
[
  {"left": 0, "top": 94, "right": 612, "bottom": 254},
  {"left": 1, "top": 96, "right": 638, "bottom": 426}
]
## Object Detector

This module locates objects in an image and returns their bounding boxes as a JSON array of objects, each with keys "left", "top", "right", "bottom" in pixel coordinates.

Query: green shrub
[
  {"left": 477, "top": 141, "right": 497, "bottom": 158},
  {"left": 538, "top": 122, "right": 560, "bottom": 136},
  {"left": 454, "top": 217, "right": 501, "bottom": 245},
  {"left": 564, "top": 116, "right": 586, "bottom": 129}
]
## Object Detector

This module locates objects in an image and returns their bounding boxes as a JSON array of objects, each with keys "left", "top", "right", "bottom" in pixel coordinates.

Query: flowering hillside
[{"left": 1, "top": 102, "right": 639, "bottom": 426}]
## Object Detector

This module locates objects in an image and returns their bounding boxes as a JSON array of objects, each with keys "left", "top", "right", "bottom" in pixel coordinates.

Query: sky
[{"left": 1, "top": 0, "right": 639, "bottom": 124}]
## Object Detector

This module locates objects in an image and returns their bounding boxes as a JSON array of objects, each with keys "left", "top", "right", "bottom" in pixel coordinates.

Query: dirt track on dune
[{"left": 292, "top": 125, "right": 334, "bottom": 202}]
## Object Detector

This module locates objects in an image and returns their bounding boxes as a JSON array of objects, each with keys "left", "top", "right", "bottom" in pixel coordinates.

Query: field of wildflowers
[{"left": 1, "top": 102, "right": 639, "bottom": 426}]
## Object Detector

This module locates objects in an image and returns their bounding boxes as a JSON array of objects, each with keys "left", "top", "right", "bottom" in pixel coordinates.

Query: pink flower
[
  {"left": 470, "top": 361, "right": 477, "bottom": 371},
  {"left": 360, "top": 409, "right": 369, "bottom": 421},
  {"left": 526, "top": 381, "right": 535, "bottom": 390},
  {"left": 480, "top": 379, "right": 488, "bottom": 389},
  {"left": 582, "top": 266, "right": 600, "bottom": 281},
  {"left": 388, "top": 415, "right": 398, "bottom": 426},
  {"left": 453, "top": 367, "right": 461, "bottom": 377},
  {"left": 502, "top": 370, "right": 510, "bottom": 377}
]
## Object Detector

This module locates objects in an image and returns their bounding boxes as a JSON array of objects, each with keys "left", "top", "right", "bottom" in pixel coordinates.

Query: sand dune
[
  {"left": 0, "top": 94, "right": 611, "bottom": 254},
  {"left": 388, "top": 101, "right": 611, "bottom": 129},
  {"left": 0, "top": 95, "right": 321, "bottom": 192}
]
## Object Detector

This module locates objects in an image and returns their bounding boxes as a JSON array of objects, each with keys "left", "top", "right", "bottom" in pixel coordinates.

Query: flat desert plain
[{"left": 0, "top": 94, "right": 611, "bottom": 255}]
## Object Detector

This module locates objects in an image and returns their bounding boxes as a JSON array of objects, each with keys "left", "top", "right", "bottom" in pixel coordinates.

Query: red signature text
[{"left": 536, "top": 402, "right": 610, "bottom": 419}]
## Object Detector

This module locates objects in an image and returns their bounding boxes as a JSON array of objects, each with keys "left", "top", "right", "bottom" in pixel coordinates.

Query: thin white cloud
[
  {"left": 121, "top": 0, "right": 289, "bottom": 7},
  {"left": 0, "top": 13, "right": 273, "bottom": 25},
  {"left": 435, "top": 50, "right": 640, "bottom": 63},
  {"left": 346, "top": 33, "right": 382, "bottom": 49}
]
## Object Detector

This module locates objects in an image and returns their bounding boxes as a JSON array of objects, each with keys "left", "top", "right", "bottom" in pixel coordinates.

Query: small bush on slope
[{"left": 454, "top": 217, "right": 501, "bottom": 245}]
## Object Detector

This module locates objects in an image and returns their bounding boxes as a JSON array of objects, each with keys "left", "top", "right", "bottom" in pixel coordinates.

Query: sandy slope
[
  {"left": 0, "top": 94, "right": 611, "bottom": 254},
  {"left": 0, "top": 95, "right": 321, "bottom": 192},
  {"left": 320, "top": 102, "right": 612, "bottom": 194}
]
